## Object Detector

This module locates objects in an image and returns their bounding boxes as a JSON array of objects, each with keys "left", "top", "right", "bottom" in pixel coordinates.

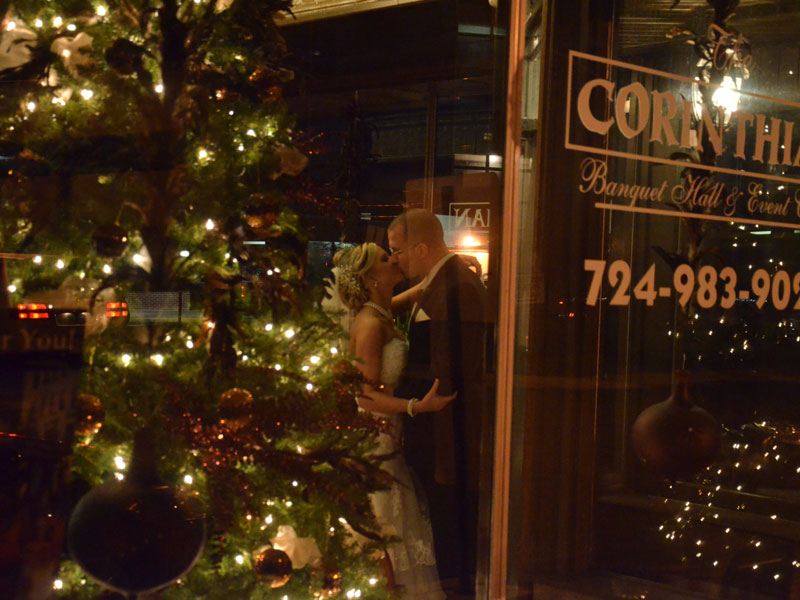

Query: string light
[
  {"left": 96, "top": 5, "right": 107, "bottom": 16},
  {"left": 265, "top": 323, "right": 273, "bottom": 331},
  {"left": 284, "top": 329, "right": 295, "bottom": 339},
  {"left": 205, "top": 219, "right": 215, "bottom": 230},
  {"left": 103, "top": 264, "right": 112, "bottom": 274},
  {"left": 53, "top": 16, "right": 63, "bottom": 27},
  {"left": 56, "top": 259, "right": 65, "bottom": 269},
  {"left": 155, "top": 84, "right": 164, "bottom": 94},
  {"left": 151, "top": 354, "right": 164, "bottom": 366},
  {"left": 6, "top": 20, "right": 15, "bottom": 31},
  {"left": 235, "top": 555, "right": 244, "bottom": 565},
  {"left": 53, "top": 579, "right": 63, "bottom": 590},
  {"left": 121, "top": 353, "right": 132, "bottom": 366},
  {"left": 7, "top": 284, "right": 16, "bottom": 293},
  {"left": 114, "top": 456, "right": 126, "bottom": 470},
  {"left": 80, "top": 89, "right": 93, "bottom": 100},
  {"left": 184, "top": 474, "right": 193, "bottom": 484}
]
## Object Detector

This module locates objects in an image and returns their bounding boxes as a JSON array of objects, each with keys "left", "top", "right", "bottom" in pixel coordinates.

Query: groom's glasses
[{"left": 389, "top": 242, "right": 419, "bottom": 256}]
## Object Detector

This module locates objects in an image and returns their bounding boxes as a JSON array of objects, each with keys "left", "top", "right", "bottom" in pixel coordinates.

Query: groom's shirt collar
[{"left": 412, "top": 252, "right": 456, "bottom": 322}]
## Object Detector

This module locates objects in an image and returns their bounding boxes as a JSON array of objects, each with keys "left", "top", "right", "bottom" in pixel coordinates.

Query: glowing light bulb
[
  {"left": 274, "top": 364, "right": 281, "bottom": 371},
  {"left": 96, "top": 5, "right": 107, "bottom": 16},
  {"left": 80, "top": 89, "right": 93, "bottom": 100},
  {"left": 151, "top": 354, "right": 164, "bottom": 366},
  {"left": 53, "top": 579, "right": 63, "bottom": 590},
  {"left": 56, "top": 259, "right": 65, "bottom": 269},
  {"left": 103, "top": 264, "right": 112, "bottom": 274},
  {"left": 155, "top": 83, "right": 164, "bottom": 93},
  {"left": 34, "top": 19, "right": 43, "bottom": 27},
  {"left": 26, "top": 101, "right": 36, "bottom": 112},
  {"left": 246, "top": 129, "right": 256, "bottom": 137},
  {"left": 284, "top": 329, "right": 295, "bottom": 339},
  {"left": 186, "top": 340, "right": 194, "bottom": 349},
  {"left": 310, "top": 355, "right": 320, "bottom": 364},
  {"left": 184, "top": 474, "right": 193, "bottom": 484},
  {"left": 133, "top": 253, "right": 144, "bottom": 265},
  {"left": 6, "top": 21, "right": 16, "bottom": 31},
  {"left": 53, "top": 16, "right": 63, "bottom": 27},
  {"left": 331, "top": 346, "right": 338, "bottom": 354},
  {"left": 114, "top": 456, "right": 126, "bottom": 470},
  {"left": 306, "top": 383, "right": 314, "bottom": 391},
  {"left": 265, "top": 323, "right": 273, "bottom": 331},
  {"left": 7, "top": 284, "right": 16, "bottom": 293},
  {"left": 115, "top": 472, "right": 124, "bottom": 480},
  {"left": 237, "top": 144, "right": 244, "bottom": 151},
  {"left": 197, "top": 148, "right": 208, "bottom": 160},
  {"left": 67, "top": 23, "right": 76, "bottom": 31},
  {"left": 121, "top": 353, "right": 132, "bottom": 366},
  {"left": 205, "top": 219, "right": 214, "bottom": 230},
  {"left": 235, "top": 555, "right": 244, "bottom": 565}
]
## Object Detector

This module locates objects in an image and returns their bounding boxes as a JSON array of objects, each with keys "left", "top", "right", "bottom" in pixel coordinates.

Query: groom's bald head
[{"left": 389, "top": 208, "right": 446, "bottom": 248}]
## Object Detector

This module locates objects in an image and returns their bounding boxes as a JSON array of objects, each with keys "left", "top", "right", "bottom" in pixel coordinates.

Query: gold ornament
[
  {"left": 219, "top": 388, "right": 253, "bottom": 431},
  {"left": 314, "top": 569, "right": 342, "bottom": 598},
  {"left": 74, "top": 393, "right": 104, "bottom": 437},
  {"left": 253, "top": 546, "right": 292, "bottom": 588}
]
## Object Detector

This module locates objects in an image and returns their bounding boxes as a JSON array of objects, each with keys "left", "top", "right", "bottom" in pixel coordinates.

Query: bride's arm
[
  {"left": 390, "top": 280, "right": 424, "bottom": 314},
  {"left": 351, "top": 316, "right": 454, "bottom": 415}
]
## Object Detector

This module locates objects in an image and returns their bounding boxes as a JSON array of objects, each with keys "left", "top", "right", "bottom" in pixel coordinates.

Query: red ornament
[
  {"left": 67, "top": 429, "right": 205, "bottom": 594},
  {"left": 631, "top": 371, "right": 721, "bottom": 480},
  {"left": 254, "top": 546, "right": 292, "bottom": 588}
]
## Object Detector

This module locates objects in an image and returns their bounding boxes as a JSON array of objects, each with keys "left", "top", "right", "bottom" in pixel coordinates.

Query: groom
[{"left": 388, "top": 208, "right": 489, "bottom": 595}]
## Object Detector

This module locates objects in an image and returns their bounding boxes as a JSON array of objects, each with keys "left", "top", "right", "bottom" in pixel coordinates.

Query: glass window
[{"left": 507, "top": 1, "right": 800, "bottom": 598}]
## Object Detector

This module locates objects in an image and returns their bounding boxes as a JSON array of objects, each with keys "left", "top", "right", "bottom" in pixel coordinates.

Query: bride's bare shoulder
[{"left": 350, "top": 308, "right": 384, "bottom": 333}]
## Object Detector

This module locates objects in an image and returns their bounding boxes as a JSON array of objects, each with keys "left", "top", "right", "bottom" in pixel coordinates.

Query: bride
[{"left": 326, "top": 242, "right": 451, "bottom": 600}]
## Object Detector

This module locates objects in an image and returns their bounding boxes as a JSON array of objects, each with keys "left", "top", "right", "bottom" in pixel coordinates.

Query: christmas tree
[{"left": 0, "top": 1, "right": 392, "bottom": 598}]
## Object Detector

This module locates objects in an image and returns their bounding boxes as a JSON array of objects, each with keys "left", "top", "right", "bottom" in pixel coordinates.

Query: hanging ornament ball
[
  {"left": 254, "top": 546, "right": 292, "bottom": 588},
  {"left": 67, "top": 430, "right": 205, "bottom": 595},
  {"left": 92, "top": 224, "right": 129, "bottom": 258},
  {"left": 219, "top": 388, "right": 253, "bottom": 431},
  {"left": 74, "top": 393, "right": 105, "bottom": 437},
  {"left": 318, "top": 569, "right": 343, "bottom": 598},
  {"left": 631, "top": 371, "right": 721, "bottom": 480}
]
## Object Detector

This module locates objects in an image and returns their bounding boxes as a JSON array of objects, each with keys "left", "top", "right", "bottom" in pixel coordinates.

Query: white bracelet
[{"left": 406, "top": 398, "right": 419, "bottom": 417}]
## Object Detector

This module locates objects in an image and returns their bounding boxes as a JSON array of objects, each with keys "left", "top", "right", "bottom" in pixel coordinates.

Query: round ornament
[
  {"left": 67, "top": 430, "right": 205, "bottom": 594},
  {"left": 219, "top": 388, "right": 253, "bottom": 431},
  {"left": 254, "top": 546, "right": 292, "bottom": 588},
  {"left": 631, "top": 371, "right": 721, "bottom": 480},
  {"left": 92, "top": 224, "right": 129, "bottom": 259},
  {"left": 74, "top": 393, "right": 104, "bottom": 437}
]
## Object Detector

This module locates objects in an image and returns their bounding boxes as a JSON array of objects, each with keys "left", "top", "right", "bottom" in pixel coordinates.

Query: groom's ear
[{"left": 414, "top": 243, "right": 429, "bottom": 259}]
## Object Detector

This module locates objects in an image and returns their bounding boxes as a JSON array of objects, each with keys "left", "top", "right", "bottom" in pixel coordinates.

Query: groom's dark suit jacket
[{"left": 399, "top": 254, "right": 490, "bottom": 590}]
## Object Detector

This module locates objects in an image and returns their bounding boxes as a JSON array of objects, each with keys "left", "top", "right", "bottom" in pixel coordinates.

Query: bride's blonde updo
[{"left": 332, "top": 242, "right": 379, "bottom": 311}]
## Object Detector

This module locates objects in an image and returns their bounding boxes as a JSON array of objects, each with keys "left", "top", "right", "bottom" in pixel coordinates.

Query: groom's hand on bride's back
[{"left": 419, "top": 378, "right": 457, "bottom": 413}]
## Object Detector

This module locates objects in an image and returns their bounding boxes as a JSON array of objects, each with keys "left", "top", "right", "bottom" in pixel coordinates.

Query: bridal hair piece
[
  {"left": 332, "top": 243, "right": 379, "bottom": 311},
  {"left": 321, "top": 243, "right": 380, "bottom": 331}
]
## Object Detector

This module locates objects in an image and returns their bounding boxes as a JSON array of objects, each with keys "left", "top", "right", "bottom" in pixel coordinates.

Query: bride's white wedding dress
[{"left": 370, "top": 337, "right": 445, "bottom": 600}]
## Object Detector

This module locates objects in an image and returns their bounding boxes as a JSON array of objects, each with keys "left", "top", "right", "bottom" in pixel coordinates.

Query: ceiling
[{"left": 616, "top": 0, "right": 799, "bottom": 51}]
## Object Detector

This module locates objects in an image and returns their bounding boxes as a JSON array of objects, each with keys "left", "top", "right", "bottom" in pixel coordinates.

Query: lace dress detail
[{"left": 370, "top": 338, "right": 445, "bottom": 600}]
